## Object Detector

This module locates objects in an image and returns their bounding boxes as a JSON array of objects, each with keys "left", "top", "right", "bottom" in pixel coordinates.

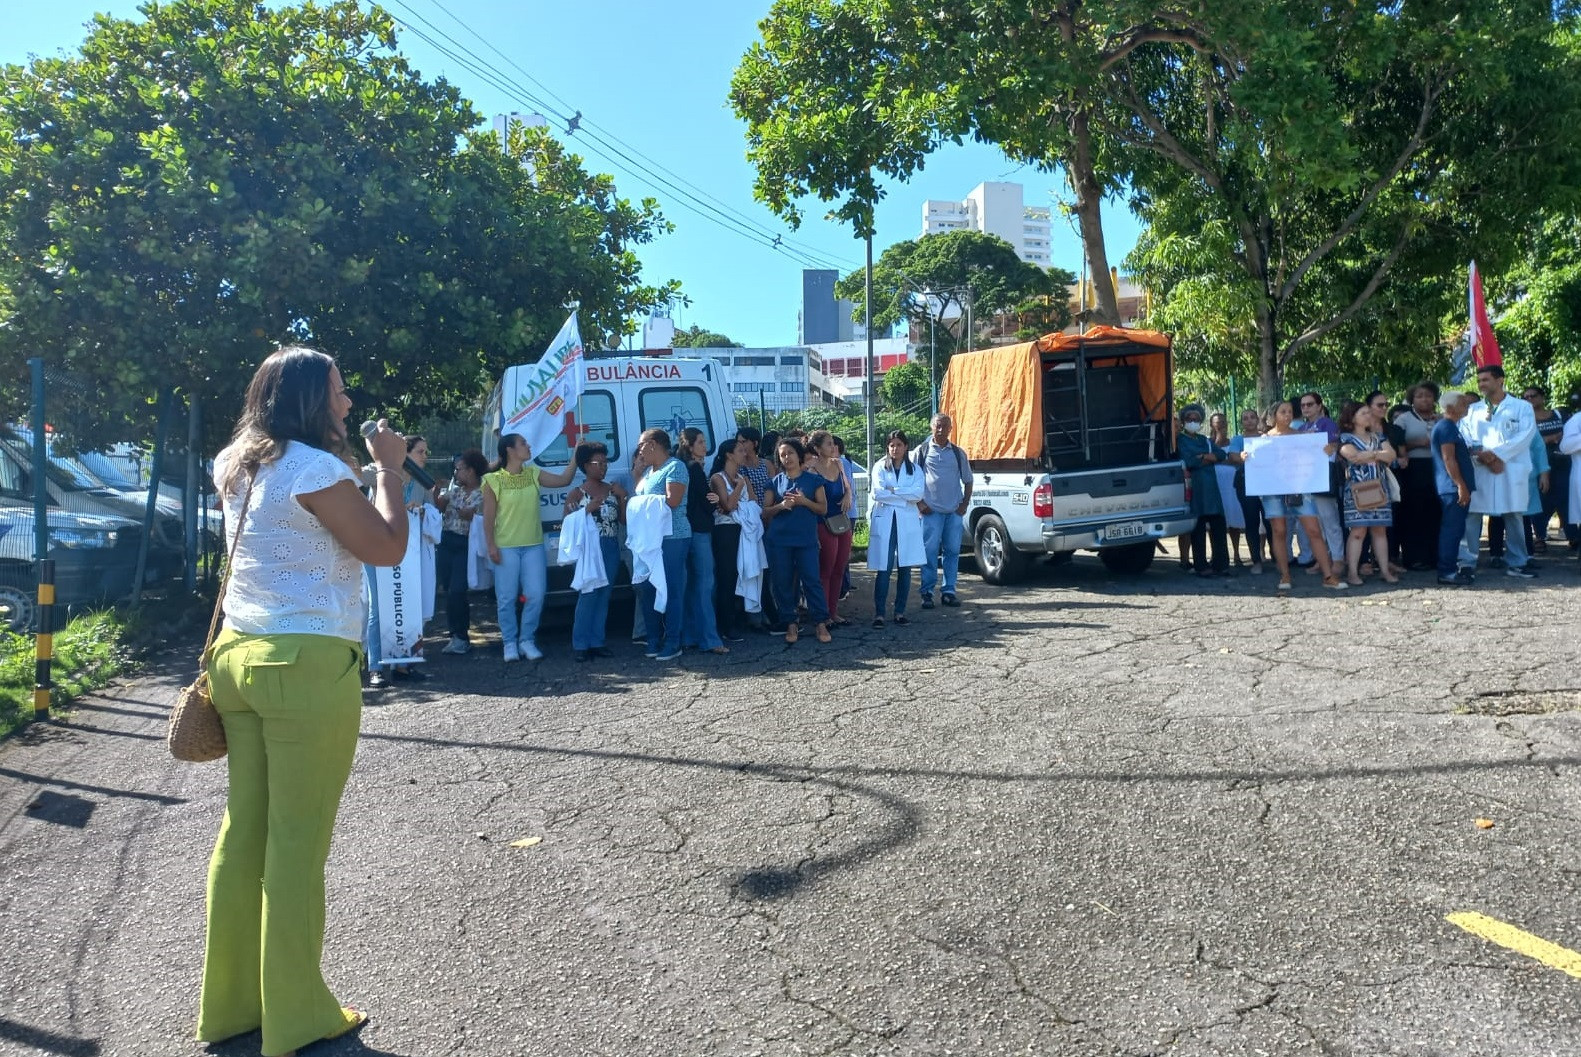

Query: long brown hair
[{"left": 217, "top": 346, "right": 348, "bottom": 495}]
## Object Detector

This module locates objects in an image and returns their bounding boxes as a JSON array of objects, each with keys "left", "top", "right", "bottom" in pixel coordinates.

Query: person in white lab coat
[
  {"left": 867, "top": 431, "right": 925, "bottom": 627},
  {"left": 1558, "top": 411, "right": 1581, "bottom": 563},
  {"left": 1460, "top": 364, "right": 1539, "bottom": 578}
]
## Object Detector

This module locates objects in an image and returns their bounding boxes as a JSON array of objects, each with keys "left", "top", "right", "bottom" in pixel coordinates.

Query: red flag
[{"left": 1468, "top": 261, "right": 1502, "bottom": 368}]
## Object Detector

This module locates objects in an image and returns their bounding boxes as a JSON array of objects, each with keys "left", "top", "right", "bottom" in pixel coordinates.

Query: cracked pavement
[{"left": 2, "top": 554, "right": 1579, "bottom": 1056}]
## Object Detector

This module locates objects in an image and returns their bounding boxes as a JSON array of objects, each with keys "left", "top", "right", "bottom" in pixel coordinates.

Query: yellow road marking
[{"left": 1447, "top": 911, "right": 1581, "bottom": 980}]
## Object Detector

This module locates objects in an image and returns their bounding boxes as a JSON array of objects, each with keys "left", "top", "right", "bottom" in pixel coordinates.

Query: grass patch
[
  {"left": 0, "top": 610, "right": 129, "bottom": 737},
  {"left": 852, "top": 518, "right": 869, "bottom": 550}
]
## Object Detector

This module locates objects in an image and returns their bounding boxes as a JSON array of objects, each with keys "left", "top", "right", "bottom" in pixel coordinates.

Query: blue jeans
[
  {"left": 493, "top": 543, "right": 547, "bottom": 649},
  {"left": 1438, "top": 494, "right": 1470, "bottom": 577},
  {"left": 683, "top": 532, "right": 724, "bottom": 650},
  {"left": 920, "top": 511, "right": 964, "bottom": 596},
  {"left": 873, "top": 533, "right": 912, "bottom": 617},
  {"left": 572, "top": 536, "right": 620, "bottom": 650},
  {"left": 639, "top": 536, "right": 690, "bottom": 654},
  {"left": 362, "top": 565, "right": 381, "bottom": 668},
  {"left": 770, "top": 541, "right": 829, "bottom": 626},
  {"left": 438, "top": 531, "right": 471, "bottom": 641},
  {"left": 1461, "top": 512, "right": 1529, "bottom": 570}
]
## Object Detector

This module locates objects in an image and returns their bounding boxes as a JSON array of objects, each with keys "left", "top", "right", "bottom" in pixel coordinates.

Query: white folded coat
[
  {"left": 624, "top": 493, "right": 674, "bottom": 610},
  {"left": 557, "top": 508, "right": 609, "bottom": 593},
  {"left": 730, "top": 498, "right": 768, "bottom": 612}
]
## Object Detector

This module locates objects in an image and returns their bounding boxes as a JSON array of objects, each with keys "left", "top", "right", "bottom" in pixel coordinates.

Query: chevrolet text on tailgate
[{"left": 939, "top": 327, "right": 1196, "bottom": 584}]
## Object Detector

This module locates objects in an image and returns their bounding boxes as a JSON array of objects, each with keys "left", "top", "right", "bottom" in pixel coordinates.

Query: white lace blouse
[{"left": 216, "top": 440, "right": 364, "bottom": 642}]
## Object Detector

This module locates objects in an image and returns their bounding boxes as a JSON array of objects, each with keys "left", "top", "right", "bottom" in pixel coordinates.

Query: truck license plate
[{"left": 1104, "top": 521, "right": 1147, "bottom": 541}]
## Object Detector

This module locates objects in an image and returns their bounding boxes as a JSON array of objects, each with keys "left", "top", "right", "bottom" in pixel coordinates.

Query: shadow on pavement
[{"left": 0, "top": 1016, "right": 100, "bottom": 1056}]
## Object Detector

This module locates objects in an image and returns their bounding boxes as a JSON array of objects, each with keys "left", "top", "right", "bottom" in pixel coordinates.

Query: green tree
[
  {"left": 834, "top": 231, "right": 1068, "bottom": 372},
  {"left": 878, "top": 360, "right": 930, "bottom": 415},
  {"left": 671, "top": 325, "right": 742, "bottom": 348},
  {"left": 0, "top": 0, "right": 676, "bottom": 451},
  {"left": 1121, "top": 2, "right": 1581, "bottom": 401},
  {"left": 1493, "top": 213, "right": 1581, "bottom": 402}
]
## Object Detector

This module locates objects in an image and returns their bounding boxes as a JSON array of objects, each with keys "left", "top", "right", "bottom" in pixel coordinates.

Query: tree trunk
[
  {"left": 1255, "top": 302, "right": 1281, "bottom": 409},
  {"left": 1068, "top": 106, "right": 1121, "bottom": 326}
]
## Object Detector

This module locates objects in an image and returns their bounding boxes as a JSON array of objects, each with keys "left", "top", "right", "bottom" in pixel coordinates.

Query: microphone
[{"left": 360, "top": 420, "right": 435, "bottom": 490}]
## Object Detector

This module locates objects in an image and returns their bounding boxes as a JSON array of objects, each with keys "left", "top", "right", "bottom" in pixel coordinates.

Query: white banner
[
  {"left": 1243, "top": 433, "right": 1331, "bottom": 496},
  {"left": 499, "top": 313, "right": 585, "bottom": 456},
  {"left": 374, "top": 509, "right": 425, "bottom": 666}
]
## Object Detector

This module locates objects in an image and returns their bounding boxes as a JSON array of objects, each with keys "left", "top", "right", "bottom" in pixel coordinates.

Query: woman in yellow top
[{"left": 481, "top": 432, "right": 576, "bottom": 661}]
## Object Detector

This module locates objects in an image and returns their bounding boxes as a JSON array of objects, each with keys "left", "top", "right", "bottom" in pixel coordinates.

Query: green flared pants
[{"left": 196, "top": 630, "right": 363, "bottom": 1057}]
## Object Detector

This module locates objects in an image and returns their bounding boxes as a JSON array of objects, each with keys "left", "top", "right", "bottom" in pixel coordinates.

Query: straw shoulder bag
[{"left": 167, "top": 476, "right": 253, "bottom": 763}]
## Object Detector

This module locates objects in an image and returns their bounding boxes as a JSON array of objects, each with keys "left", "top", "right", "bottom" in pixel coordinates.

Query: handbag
[
  {"left": 1350, "top": 476, "right": 1388, "bottom": 511},
  {"left": 168, "top": 475, "right": 253, "bottom": 763},
  {"left": 824, "top": 512, "right": 853, "bottom": 536}
]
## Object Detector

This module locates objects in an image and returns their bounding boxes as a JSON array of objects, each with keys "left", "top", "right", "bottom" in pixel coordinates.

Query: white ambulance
[{"left": 481, "top": 351, "right": 737, "bottom": 603}]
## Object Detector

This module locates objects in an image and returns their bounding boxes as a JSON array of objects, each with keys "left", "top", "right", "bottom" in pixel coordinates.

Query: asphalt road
[{"left": 2, "top": 550, "right": 1579, "bottom": 1057}]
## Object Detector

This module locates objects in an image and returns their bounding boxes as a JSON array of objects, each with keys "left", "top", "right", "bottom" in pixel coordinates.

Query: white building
[
  {"left": 806, "top": 338, "right": 913, "bottom": 408},
  {"left": 921, "top": 181, "right": 1052, "bottom": 267},
  {"left": 705, "top": 347, "right": 813, "bottom": 416}
]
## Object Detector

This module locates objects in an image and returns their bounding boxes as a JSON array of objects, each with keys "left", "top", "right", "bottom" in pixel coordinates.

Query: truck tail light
[
  {"left": 1182, "top": 466, "right": 1192, "bottom": 505},
  {"left": 1033, "top": 482, "right": 1054, "bottom": 519}
]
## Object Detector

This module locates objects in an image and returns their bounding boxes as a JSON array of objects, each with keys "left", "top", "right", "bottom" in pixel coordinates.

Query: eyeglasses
[
  {"left": 1300, "top": 400, "right": 1318, "bottom": 408},
  {"left": 1523, "top": 392, "right": 1542, "bottom": 400}
]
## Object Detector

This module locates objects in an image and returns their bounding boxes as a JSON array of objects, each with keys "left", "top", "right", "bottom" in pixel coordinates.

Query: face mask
[{"left": 1183, "top": 421, "right": 1203, "bottom": 434}]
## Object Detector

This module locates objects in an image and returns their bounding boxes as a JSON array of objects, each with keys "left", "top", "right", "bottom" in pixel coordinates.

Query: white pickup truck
[{"left": 940, "top": 327, "right": 1197, "bottom": 584}]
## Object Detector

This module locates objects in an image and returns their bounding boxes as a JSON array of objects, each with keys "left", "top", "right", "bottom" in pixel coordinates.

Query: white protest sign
[{"left": 1243, "top": 433, "right": 1331, "bottom": 496}]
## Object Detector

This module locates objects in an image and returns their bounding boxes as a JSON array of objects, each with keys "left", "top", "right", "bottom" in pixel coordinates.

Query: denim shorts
[{"left": 1260, "top": 493, "right": 1318, "bottom": 519}]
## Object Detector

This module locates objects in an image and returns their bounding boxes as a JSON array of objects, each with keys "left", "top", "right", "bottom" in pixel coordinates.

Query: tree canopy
[
  {"left": 834, "top": 231, "right": 1069, "bottom": 369},
  {"left": 0, "top": 0, "right": 676, "bottom": 450},
  {"left": 671, "top": 324, "right": 742, "bottom": 348},
  {"left": 734, "top": 0, "right": 1581, "bottom": 401}
]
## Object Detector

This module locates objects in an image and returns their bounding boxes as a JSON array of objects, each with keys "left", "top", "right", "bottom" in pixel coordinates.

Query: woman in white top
[{"left": 200, "top": 346, "right": 408, "bottom": 1057}]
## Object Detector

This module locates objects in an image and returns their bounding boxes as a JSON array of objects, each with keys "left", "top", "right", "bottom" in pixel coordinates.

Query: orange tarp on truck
[
  {"left": 939, "top": 341, "right": 1043, "bottom": 461},
  {"left": 940, "top": 327, "right": 1172, "bottom": 461}
]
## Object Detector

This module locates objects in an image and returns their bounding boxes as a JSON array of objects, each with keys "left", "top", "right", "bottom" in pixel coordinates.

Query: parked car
[{"left": 0, "top": 500, "right": 159, "bottom": 631}]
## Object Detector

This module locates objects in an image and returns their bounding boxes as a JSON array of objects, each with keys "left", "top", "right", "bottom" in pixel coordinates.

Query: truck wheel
[
  {"left": 1099, "top": 541, "right": 1156, "bottom": 575},
  {"left": 974, "top": 514, "right": 1027, "bottom": 585}
]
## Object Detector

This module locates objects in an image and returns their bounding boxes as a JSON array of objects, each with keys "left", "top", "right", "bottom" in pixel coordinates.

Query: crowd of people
[
  {"left": 383, "top": 414, "right": 975, "bottom": 674},
  {"left": 1178, "top": 364, "right": 1580, "bottom": 590}
]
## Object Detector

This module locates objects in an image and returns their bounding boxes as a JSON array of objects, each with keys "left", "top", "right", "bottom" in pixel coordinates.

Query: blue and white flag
[{"left": 499, "top": 313, "right": 586, "bottom": 457}]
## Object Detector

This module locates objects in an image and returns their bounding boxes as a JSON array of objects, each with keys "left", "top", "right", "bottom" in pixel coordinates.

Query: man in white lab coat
[{"left": 1460, "top": 364, "right": 1539, "bottom": 578}]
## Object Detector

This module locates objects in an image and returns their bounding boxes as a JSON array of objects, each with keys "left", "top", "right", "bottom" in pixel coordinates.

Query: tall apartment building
[
  {"left": 921, "top": 181, "right": 1052, "bottom": 267},
  {"left": 800, "top": 269, "right": 885, "bottom": 344}
]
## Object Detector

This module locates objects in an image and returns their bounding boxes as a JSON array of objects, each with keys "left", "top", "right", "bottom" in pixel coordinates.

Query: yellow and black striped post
[{"left": 33, "top": 558, "right": 54, "bottom": 720}]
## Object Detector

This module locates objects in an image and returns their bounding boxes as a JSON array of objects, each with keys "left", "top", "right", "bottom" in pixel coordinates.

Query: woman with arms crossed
[{"left": 199, "top": 347, "right": 408, "bottom": 1056}]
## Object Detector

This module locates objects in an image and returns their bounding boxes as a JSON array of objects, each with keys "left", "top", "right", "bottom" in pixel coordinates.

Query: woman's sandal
[
  {"left": 280, "top": 1009, "right": 368, "bottom": 1057},
  {"left": 815, "top": 623, "right": 832, "bottom": 644},
  {"left": 708, "top": 646, "right": 730, "bottom": 654},
  {"left": 784, "top": 624, "right": 799, "bottom": 644}
]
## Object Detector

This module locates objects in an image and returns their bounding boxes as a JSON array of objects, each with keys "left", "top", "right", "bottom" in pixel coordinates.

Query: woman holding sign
[{"left": 1246, "top": 401, "right": 1348, "bottom": 592}]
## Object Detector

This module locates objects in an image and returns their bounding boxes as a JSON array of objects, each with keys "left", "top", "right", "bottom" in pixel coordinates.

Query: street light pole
[{"left": 864, "top": 224, "right": 875, "bottom": 468}]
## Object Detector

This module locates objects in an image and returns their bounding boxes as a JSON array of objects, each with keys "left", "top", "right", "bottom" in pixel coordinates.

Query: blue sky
[{"left": 5, "top": 0, "right": 1142, "bottom": 348}]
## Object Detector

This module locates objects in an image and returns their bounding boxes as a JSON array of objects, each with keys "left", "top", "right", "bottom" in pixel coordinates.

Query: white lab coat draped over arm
[
  {"left": 624, "top": 493, "right": 673, "bottom": 610},
  {"left": 730, "top": 498, "right": 768, "bottom": 613},
  {"left": 557, "top": 508, "right": 609, "bottom": 593},
  {"left": 466, "top": 514, "right": 493, "bottom": 590},
  {"left": 866, "top": 461, "right": 926, "bottom": 571},
  {"left": 1562, "top": 415, "right": 1581, "bottom": 525}
]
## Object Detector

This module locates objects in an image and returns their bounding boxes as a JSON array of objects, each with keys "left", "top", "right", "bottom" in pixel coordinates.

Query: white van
[{"left": 481, "top": 351, "right": 737, "bottom": 602}]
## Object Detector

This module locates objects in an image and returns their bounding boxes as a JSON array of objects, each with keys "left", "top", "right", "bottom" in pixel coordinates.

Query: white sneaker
[
  {"left": 441, "top": 637, "right": 471, "bottom": 655},
  {"left": 520, "top": 640, "right": 544, "bottom": 661},
  {"left": 503, "top": 643, "right": 520, "bottom": 662}
]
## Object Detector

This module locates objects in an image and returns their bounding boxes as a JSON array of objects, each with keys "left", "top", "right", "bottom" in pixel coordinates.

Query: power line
[
  {"left": 417, "top": 0, "right": 860, "bottom": 271},
  {"left": 378, "top": 0, "right": 863, "bottom": 275}
]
